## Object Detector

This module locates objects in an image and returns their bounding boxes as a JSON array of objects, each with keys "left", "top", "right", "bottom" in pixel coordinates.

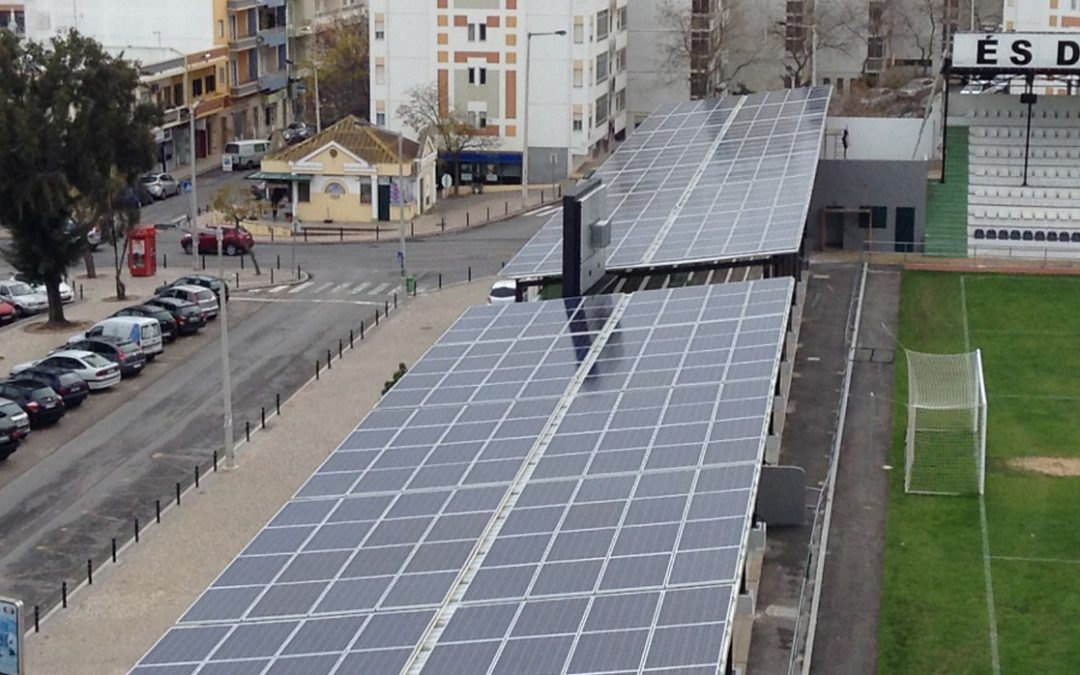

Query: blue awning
[{"left": 440, "top": 151, "right": 522, "bottom": 165}]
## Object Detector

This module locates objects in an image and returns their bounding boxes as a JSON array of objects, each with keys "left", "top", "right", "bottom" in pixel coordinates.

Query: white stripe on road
[
  {"left": 247, "top": 288, "right": 265, "bottom": 294},
  {"left": 350, "top": 282, "right": 373, "bottom": 295},
  {"left": 330, "top": 282, "right": 353, "bottom": 294},
  {"left": 288, "top": 281, "right": 314, "bottom": 294},
  {"left": 268, "top": 285, "right": 290, "bottom": 294},
  {"left": 231, "top": 296, "right": 384, "bottom": 306},
  {"left": 529, "top": 205, "right": 562, "bottom": 218},
  {"left": 370, "top": 282, "right": 393, "bottom": 295},
  {"left": 311, "top": 282, "right": 335, "bottom": 294}
]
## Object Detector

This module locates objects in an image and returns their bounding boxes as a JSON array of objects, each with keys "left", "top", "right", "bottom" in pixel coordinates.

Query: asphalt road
[{"left": 0, "top": 211, "right": 545, "bottom": 612}]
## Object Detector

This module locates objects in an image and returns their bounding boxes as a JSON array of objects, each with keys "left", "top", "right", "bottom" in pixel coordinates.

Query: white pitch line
[
  {"left": 963, "top": 274, "right": 1002, "bottom": 675},
  {"left": 268, "top": 285, "right": 289, "bottom": 294},
  {"left": 287, "top": 281, "right": 314, "bottom": 294},
  {"left": 991, "top": 555, "right": 1080, "bottom": 565},
  {"left": 350, "top": 282, "right": 373, "bottom": 295}
]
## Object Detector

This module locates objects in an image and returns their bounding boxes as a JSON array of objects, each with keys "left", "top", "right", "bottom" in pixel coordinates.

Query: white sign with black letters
[{"left": 954, "top": 33, "right": 1080, "bottom": 71}]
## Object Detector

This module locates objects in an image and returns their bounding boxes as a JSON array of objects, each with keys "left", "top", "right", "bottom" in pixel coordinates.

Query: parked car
[
  {"left": 62, "top": 336, "right": 146, "bottom": 377},
  {"left": 156, "top": 284, "right": 219, "bottom": 320},
  {"left": 82, "top": 317, "right": 164, "bottom": 360},
  {"left": 488, "top": 279, "right": 518, "bottom": 305},
  {"left": 9, "top": 274, "right": 74, "bottom": 304},
  {"left": 0, "top": 281, "right": 48, "bottom": 316},
  {"left": 11, "top": 350, "right": 121, "bottom": 391},
  {"left": 141, "top": 173, "right": 180, "bottom": 199},
  {"left": 898, "top": 76, "right": 935, "bottom": 100},
  {"left": 0, "top": 403, "right": 28, "bottom": 460},
  {"left": 14, "top": 366, "right": 90, "bottom": 408},
  {"left": 181, "top": 226, "right": 255, "bottom": 256},
  {"left": 0, "top": 381, "right": 65, "bottom": 428},
  {"left": 144, "top": 297, "right": 206, "bottom": 334},
  {"left": 0, "top": 301, "right": 15, "bottom": 326},
  {"left": 283, "top": 122, "right": 315, "bottom": 145},
  {"left": 156, "top": 274, "right": 230, "bottom": 303},
  {"left": 112, "top": 304, "right": 178, "bottom": 342},
  {"left": 0, "top": 396, "right": 31, "bottom": 460}
]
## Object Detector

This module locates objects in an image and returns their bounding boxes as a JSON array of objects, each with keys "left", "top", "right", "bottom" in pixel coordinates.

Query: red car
[
  {"left": 0, "top": 300, "right": 15, "bottom": 326},
  {"left": 181, "top": 226, "right": 254, "bottom": 256}
]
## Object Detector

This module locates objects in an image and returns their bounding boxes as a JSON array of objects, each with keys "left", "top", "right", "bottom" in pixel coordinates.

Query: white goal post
[{"left": 905, "top": 349, "right": 987, "bottom": 495}]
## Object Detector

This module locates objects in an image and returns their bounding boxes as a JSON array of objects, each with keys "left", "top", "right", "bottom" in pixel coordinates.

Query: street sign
[
  {"left": 291, "top": 220, "right": 302, "bottom": 235},
  {"left": 440, "top": 174, "right": 453, "bottom": 190},
  {"left": 0, "top": 597, "right": 22, "bottom": 675},
  {"left": 222, "top": 154, "right": 234, "bottom": 172},
  {"left": 180, "top": 180, "right": 192, "bottom": 194}
]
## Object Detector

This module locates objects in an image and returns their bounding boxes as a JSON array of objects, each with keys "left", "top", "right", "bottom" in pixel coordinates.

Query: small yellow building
[{"left": 254, "top": 116, "right": 438, "bottom": 224}]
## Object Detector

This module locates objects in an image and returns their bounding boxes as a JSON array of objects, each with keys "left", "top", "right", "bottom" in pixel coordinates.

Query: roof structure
[
  {"left": 130, "top": 277, "right": 794, "bottom": 675},
  {"left": 503, "top": 87, "right": 832, "bottom": 280},
  {"left": 267, "top": 116, "right": 422, "bottom": 165}
]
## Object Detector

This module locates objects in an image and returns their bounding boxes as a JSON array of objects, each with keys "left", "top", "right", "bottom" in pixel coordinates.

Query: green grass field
[{"left": 878, "top": 272, "right": 1080, "bottom": 674}]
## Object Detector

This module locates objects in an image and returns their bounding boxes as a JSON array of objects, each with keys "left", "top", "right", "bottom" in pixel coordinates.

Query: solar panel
[
  {"left": 502, "top": 87, "right": 832, "bottom": 279},
  {"left": 130, "top": 278, "right": 793, "bottom": 675}
]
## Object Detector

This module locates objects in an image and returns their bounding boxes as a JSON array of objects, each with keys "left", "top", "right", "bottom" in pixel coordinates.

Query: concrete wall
[
  {"left": 824, "top": 116, "right": 937, "bottom": 161},
  {"left": 806, "top": 159, "right": 928, "bottom": 251}
]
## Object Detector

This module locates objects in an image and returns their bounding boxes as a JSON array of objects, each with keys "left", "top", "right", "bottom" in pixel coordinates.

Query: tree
[
  {"left": 397, "top": 82, "right": 498, "bottom": 196},
  {"left": 0, "top": 30, "right": 158, "bottom": 325},
  {"left": 766, "top": 0, "right": 860, "bottom": 89},
  {"left": 655, "top": 0, "right": 762, "bottom": 96},
  {"left": 209, "top": 184, "right": 261, "bottom": 275},
  {"left": 308, "top": 18, "right": 371, "bottom": 126}
]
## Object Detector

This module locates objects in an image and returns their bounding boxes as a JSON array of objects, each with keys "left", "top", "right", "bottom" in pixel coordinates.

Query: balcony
[
  {"left": 230, "top": 34, "right": 258, "bottom": 51},
  {"left": 231, "top": 78, "right": 261, "bottom": 99},
  {"left": 259, "top": 70, "right": 288, "bottom": 93},
  {"left": 257, "top": 25, "right": 286, "bottom": 49}
]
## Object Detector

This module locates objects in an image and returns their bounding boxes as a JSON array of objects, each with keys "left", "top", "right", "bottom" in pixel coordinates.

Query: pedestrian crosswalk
[
  {"left": 240, "top": 278, "right": 404, "bottom": 300},
  {"left": 527, "top": 204, "right": 563, "bottom": 219}
]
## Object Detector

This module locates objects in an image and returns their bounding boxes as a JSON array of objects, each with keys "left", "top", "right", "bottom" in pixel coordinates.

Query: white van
[
  {"left": 223, "top": 140, "right": 270, "bottom": 171},
  {"left": 81, "top": 317, "right": 164, "bottom": 360}
]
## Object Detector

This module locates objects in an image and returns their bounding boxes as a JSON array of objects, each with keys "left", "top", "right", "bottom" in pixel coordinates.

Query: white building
[
  {"left": 368, "top": 0, "right": 628, "bottom": 187},
  {"left": 1003, "top": 0, "right": 1080, "bottom": 31}
]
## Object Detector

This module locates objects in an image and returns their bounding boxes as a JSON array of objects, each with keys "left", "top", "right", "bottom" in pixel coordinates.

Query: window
[
  {"left": 376, "top": 64, "right": 386, "bottom": 85},
  {"left": 858, "top": 206, "right": 887, "bottom": 229},
  {"left": 192, "top": 78, "right": 203, "bottom": 97},
  {"left": 616, "top": 89, "right": 626, "bottom": 112},
  {"left": 173, "top": 82, "right": 184, "bottom": 107},
  {"left": 595, "top": 94, "right": 609, "bottom": 125},
  {"left": 206, "top": 74, "right": 216, "bottom": 93},
  {"left": 374, "top": 17, "right": 385, "bottom": 39},
  {"left": 573, "top": 114, "right": 583, "bottom": 132},
  {"left": 573, "top": 63, "right": 583, "bottom": 87},
  {"left": 376, "top": 112, "right": 386, "bottom": 126},
  {"left": 573, "top": 18, "right": 584, "bottom": 44},
  {"left": 297, "top": 182, "right": 310, "bottom": 202},
  {"left": 596, "top": 10, "right": 609, "bottom": 40},
  {"left": 618, "top": 7, "right": 628, "bottom": 30},
  {"left": 278, "top": 45, "right": 287, "bottom": 70},
  {"left": 468, "top": 67, "right": 487, "bottom": 85},
  {"left": 217, "top": 20, "right": 224, "bottom": 39},
  {"left": 360, "top": 182, "right": 372, "bottom": 203},
  {"left": 836, "top": 78, "right": 845, "bottom": 91},
  {"left": 467, "top": 110, "right": 487, "bottom": 128},
  {"left": 468, "top": 22, "right": 487, "bottom": 42},
  {"left": 616, "top": 48, "right": 626, "bottom": 72},
  {"left": 229, "top": 15, "right": 237, "bottom": 40},
  {"left": 596, "top": 53, "right": 608, "bottom": 83}
]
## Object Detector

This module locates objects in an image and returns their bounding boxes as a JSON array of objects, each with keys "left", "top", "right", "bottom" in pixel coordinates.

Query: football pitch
[{"left": 878, "top": 272, "right": 1080, "bottom": 674}]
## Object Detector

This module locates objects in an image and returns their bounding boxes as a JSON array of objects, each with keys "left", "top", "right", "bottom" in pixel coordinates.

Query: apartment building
[
  {"left": 626, "top": 0, "right": 724, "bottom": 124},
  {"left": 368, "top": 0, "right": 628, "bottom": 187},
  {"left": 287, "top": 0, "right": 368, "bottom": 126},
  {"left": 0, "top": 2, "right": 24, "bottom": 36},
  {"left": 1003, "top": 0, "right": 1080, "bottom": 31}
]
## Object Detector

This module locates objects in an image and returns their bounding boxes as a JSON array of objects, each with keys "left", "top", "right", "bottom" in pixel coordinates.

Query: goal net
[{"left": 905, "top": 349, "right": 987, "bottom": 495}]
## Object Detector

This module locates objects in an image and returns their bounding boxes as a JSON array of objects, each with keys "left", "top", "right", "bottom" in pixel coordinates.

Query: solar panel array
[
  {"left": 502, "top": 86, "right": 832, "bottom": 279},
  {"left": 131, "top": 277, "right": 794, "bottom": 675}
]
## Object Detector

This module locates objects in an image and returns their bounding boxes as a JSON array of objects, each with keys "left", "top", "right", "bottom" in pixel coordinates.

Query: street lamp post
[
  {"left": 189, "top": 98, "right": 203, "bottom": 271},
  {"left": 521, "top": 30, "right": 568, "bottom": 206},
  {"left": 216, "top": 226, "right": 235, "bottom": 468},
  {"left": 777, "top": 21, "right": 818, "bottom": 87}
]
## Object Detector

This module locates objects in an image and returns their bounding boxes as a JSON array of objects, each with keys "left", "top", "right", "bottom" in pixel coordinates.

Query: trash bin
[{"left": 406, "top": 276, "right": 416, "bottom": 294}]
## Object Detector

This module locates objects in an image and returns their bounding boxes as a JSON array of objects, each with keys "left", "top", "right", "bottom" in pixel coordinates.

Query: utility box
[
  {"left": 128, "top": 226, "right": 157, "bottom": 277},
  {"left": 561, "top": 178, "right": 609, "bottom": 298}
]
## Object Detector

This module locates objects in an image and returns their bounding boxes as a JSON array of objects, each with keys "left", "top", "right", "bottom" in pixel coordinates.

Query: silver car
[
  {"left": 0, "top": 281, "right": 48, "bottom": 316},
  {"left": 10, "top": 274, "right": 74, "bottom": 304},
  {"left": 157, "top": 284, "right": 219, "bottom": 320},
  {"left": 141, "top": 173, "right": 181, "bottom": 199}
]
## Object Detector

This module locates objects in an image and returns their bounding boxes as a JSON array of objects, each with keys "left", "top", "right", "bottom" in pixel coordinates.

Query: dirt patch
[
  {"left": 1007, "top": 457, "right": 1080, "bottom": 477},
  {"left": 24, "top": 319, "right": 92, "bottom": 334}
]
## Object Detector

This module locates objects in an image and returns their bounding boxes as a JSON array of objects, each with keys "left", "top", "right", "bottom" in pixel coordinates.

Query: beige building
[{"left": 257, "top": 116, "right": 437, "bottom": 224}]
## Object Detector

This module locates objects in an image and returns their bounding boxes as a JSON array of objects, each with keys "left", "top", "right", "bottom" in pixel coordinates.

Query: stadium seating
[{"left": 965, "top": 108, "right": 1080, "bottom": 256}]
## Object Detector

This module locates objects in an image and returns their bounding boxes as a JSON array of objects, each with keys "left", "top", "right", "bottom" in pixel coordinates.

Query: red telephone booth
[{"left": 128, "top": 226, "right": 157, "bottom": 277}]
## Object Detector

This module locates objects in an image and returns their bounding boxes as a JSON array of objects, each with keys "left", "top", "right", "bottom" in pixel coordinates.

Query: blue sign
[
  {"left": 180, "top": 180, "right": 193, "bottom": 194},
  {"left": 0, "top": 598, "right": 21, "bottom": 675}
]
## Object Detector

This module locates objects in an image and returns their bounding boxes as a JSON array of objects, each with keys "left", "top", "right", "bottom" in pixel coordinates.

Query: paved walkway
[
  {"left": 219, "top": 185, "right": 568, "bottom": 245},
  {"left": 24, "top": 279, "right": 490, "bottom": 675}
]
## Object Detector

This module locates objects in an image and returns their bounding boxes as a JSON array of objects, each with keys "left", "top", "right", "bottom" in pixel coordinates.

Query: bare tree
[
  {"left": 209, "top": 184, "right": 262, "bottom": 274},
  {"left": 655, "top": 0, "right": 763, "bottom": 95},
  {"left": 396, "top": 82, "right": 498, "bottom": 196}
]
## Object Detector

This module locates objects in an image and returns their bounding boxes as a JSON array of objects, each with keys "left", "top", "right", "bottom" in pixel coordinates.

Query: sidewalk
[
  {"left": 165, "top": 154, "right": 223, "bottom": 183},
  {"left": 24, "top": 279, "right": 491, "bottom": 675},
  {"left": 234, "top": 184, "right": 571, "bottom": 245}
]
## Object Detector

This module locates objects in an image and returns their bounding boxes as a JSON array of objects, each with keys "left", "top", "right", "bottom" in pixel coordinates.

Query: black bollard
[
  {"left": 316, "top": 361, "right": 320, "bottom": 380},
  {"left": 394, "top": 293, "right": 398, "bottom": 309},
  {"left": 163, "top": 253, "right": 168, "bottom": 268},
  {"left": 240, "top": 254, "right": 245, "bottom": 270},
  {"left": 261, "top": 406, "right": 266, "bottom": 428},
  {"left": 360, "top": 321, "right": 365, "bottom": 339},
  {"left": 439, "top": 273, "right": 443, "bottom": 289},
  {"left": 235, "top": 272, "right": 240, "bottom": 288},
  {"left": 134, "top": 517, "right": 140, "bottom": 543},
  {"left": 155, "top": 499, "right": 161, "bottom": 523},
  {"left": 213, "top": 450, "right": 218, "bottom": 472},
  {"left": 176, "top": 482, "right": 181, "bottom": 506},
  {"left": 468, "top": 266, "right": 472, "bottom": 282},
  {"left": 111, "top": 538, "right": 117, "bottom": 563},
  {"left": 441, "top": 216, "right": 445, "bottom": 231},
  {"left": 349, "top": 329, "right": 354, "bottom": 348},
  {"left": 276, "top": 254, "right": 281, "bottom": 269},
  {"left": 275, "top": 392, "right": 281, "bottom": 416},
  {"left": 245, "top": 420, "right": 250, "bottom": 442},
  {"left": 34, "top": 605, "right": 39, "bottom": 633},
  {"left": 62, "top": 582, "right": 67, "bottom": 608},
  {"left": 87, "top": 559, "right": 93, "bottom": 585},
  {"left": 326, "top": 349, "right": 332, "bottom": 371},
  {"left": 487, "top": 206, "right": 490, "bottom": 222},
  {"left": 270, "top": 267, "right": 274, "bottom": 284},
  {"left": 338, "top": 339, "right": 343, "bottom": 359},
  {"left": 195, "top": 465, "right": 200, "bottom": 488}
]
